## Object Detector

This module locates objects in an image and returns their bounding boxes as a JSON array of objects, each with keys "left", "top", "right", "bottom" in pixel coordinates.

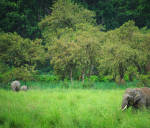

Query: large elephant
[{"left": 121, "top": 87, "right": 150, "bottom": 111}]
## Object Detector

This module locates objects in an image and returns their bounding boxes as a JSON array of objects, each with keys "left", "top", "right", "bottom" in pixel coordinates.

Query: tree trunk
[
  {"left": 89, "top": 64, "right": 94, "bottom": 77},
  {"left": 82, "top": 72, "right": 85, "bottom": 83},
  {"left": 113, "top": 73, "right": 116, "bottom": 81},
  {"left": 118, "top": 63, "right": 125, "bottom": 85},
  {"left": 119, "top": 63, "right": 124, "bottom": 80},
  {"left": 70, "top": 68, "right": 72, "bottom": 82},
  {"left": 129, "top": 74, "right": 133, "bottom": 81},
  {"left": 133, "top": 60, "right": 141, "bottom": 73},
  {"left": 146, "top": 62, "right": 150, "bottom": 72}
]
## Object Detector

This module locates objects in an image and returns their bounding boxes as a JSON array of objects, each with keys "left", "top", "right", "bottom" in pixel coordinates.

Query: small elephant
[
  {"left": 20, "top": 85, "right": 28, "bottom": 91},
  {"left": 121, "top": 87, "right": 150, "bottom": 111},
  {"left": 11, "top": 80, "right": 20, "bottom": 92}
]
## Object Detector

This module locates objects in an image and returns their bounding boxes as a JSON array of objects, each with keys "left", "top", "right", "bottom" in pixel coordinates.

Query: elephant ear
[{"left": 134, "top": 92, "right": 141, "bottom": 103}]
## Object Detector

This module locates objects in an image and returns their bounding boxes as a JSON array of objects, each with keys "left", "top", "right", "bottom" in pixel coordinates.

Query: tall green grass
[
  {"left": 0, "top": 89, "right": 150, "bottom": 128},
  {"left": 19, "top": 81, "right": 137, "bottom": 89}
]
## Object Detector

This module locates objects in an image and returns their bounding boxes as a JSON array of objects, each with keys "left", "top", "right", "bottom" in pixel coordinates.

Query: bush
[
  {"left": 0, "top": 62, "right": 13, "bottom": 84},
  {"left": 82, "top": 81, "right": 94, "bottom": 88},
  {"left": 0, "top": 65, "right": 36, "bottom": 84},
  {"left": 37, "top": 74, "right": 59, "bottom": 82},
  {"left": 12, "top": 65, "right": 36, "bottom": 82},
  {"left": 124, "top": 66, "right": 138, "bottom": 81},
  {"left": 0, "top": 69, "right": 13, "bottom": 84},
  {"left": 124, "top": 74, "right": 129, "bottom": 81},
  {"left": 89, "top": 75, "right": 99, "bottom": 82},
  {"left": 115, "top": 75, "right": 126, "bottom": 85},
  {"left": 62, "top": 79, "right": 70, "bottom": 88},
  {"left": 99, "top": 75, "right": 113, "bottom": 82},
  {"left": 136, "top": 74, "right": 150, "bottom": 87}
]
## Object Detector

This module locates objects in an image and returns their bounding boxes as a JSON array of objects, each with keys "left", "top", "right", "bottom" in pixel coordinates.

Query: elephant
[
  {"left": 121, "top": 87, "right": 150, "bottom": 111},
  {"left": 20, "top": 85, "right": 28, "bottom": 91},
  {"left": 11, "top": 80, "right": 20, "bottom": 92}
]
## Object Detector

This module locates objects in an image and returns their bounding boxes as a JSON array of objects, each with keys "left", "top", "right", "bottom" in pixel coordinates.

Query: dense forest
[
  {"left": 0, "top": 0, "right": 150, "bottom": 86},
  {"left": 1, "top": 0, "right": 150, "bottom": 39}
]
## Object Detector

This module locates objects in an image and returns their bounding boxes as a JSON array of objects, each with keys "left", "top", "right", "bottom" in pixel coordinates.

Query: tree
[
  {"left": 39, "top": 0, "right": 96, "bottom": 45},
  {"left": 99, "top": 21, "right": 147, "bottom": 83},
  {"left": 0, "top": 32, "right": 45, "bottom": 67},
  {"left": 49, "top": 37, "right": 79, "bottom": 81},
  {"left": 48, "top": 22, "right": 104, "bottom": 81},
  {"left": 74, "top": 23, "right": 103, "bottom": 81},
  {"left": 0, "top": 0, "right": 53, "bottom": 39},
  {"left": 38, "top": 0, "right": 99, "bottom": 81},
  {"left": 75, "top": 0, "right": 150, "bottom": 30},
  {"left": 0, "top": 32, "right": 45, "bottom": 83}
]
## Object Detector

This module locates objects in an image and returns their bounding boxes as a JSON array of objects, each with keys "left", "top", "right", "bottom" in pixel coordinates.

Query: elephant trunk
[{"left": 121, "top": 97, "right": 128, "bottom": 111}]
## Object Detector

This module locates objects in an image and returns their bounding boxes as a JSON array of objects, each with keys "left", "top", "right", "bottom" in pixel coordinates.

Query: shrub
[
  {"left": 99, "top": 75, "right": 113, "bottom": 82},
  {"left": 0, "top": 62, "right": 13, "bottom": 84},
  {"left": 12, "top": 65, "right": 36, "bottom": 82},
  {"left": 82, "top": 81, "right": 94, "bottom": 88},
  {"left": 124, "top": 74, "right": 129, "bottom": 81},
  {"left": 62, "top": 79, "right": 69, "bottom": 88},
  {"left": 89, "top": 75, "right": 99, "bottom": 82},
  {"left": 0, "top": 69, "right": 13, "bottom": 84},
  {"left": 115, "top": 75, "right": 125, "bottom": 85},
  {"left": 124, "top": 66, "right": 138, "bottom": 81},
  {"left": 0, "top": 65, "right": 36, "bottom": 85},
  {"left": 37, "top": 74, "right": 59, "bottom": 82},
  {"left": 136, "top": 74, "right": 150, "bottom": 87},
  {"left": 58, "top": 79, "right": 70, "bottom": 88}
]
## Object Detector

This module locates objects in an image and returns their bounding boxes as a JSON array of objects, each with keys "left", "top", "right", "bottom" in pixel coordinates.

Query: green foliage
[
  {"left": 0, "top": 62, "right": 9, "bottom": 74},
  {"left": 61, "top": 79, "right": 70, "bottom": 88},
  {"left": 48, "top": 23, "right": 101, "bottom": 80},
  {"left": 39, "top": 0, "right": 96, "bottom": 45},
  {"left": 39, "top": 10, "right": 150, "bottom": 82},
  {"left": 136, "top": 74, "right": 150, "bottom": 87},
  {"left": 124, "top": 74, "right": 129, "bottom": 81},
  {"left": 0, "top": 32, "right": 46, "bottom": 84},
  {"left": 0, "top": 62, "right": 13, "bottom": 84},
  {"left": 75, "top": 0, "right": 150, "bottom": 30},
  {"left": 37, "top": 74, "right": 59, "bottom": 82},
  {"left": 8, "top": 80, "right": 137, "bottom": 89},
  {"left": 73, "top": 23, "right": 103, "bottom": 79},
  {"left": 99, "top": 74, "right": 113, "bottom": 82},
  {"left": 124, "top": 66, "right": 138, "bottom": 81},
  {"left": 82, "top": 80, "right": 94, "bottom": 88},
  {"left": 0, "top": 32, "right": 28, "bottom": 67},
  {"left": 0, "top": 0, "right": 150, "bottom": 84},
  {"left": 38, "top": 0, "right": 99, "bottom": 81},
  {"left": 89, "top": 75, "right": 99, "bottom": 82},
  {"left": 0, "top": 0, "right": 53, "bottom": 39},
  {"left": 39, "top": 0, "right": 96, "bottom": 30},
  {"left": 0, "top": 65, "right": 36, "bottom": 84},
  {"left": 99, "top": 21, "right": 148, "bottom": 81},
  {"left": 0, "top": 32, "right": 45, "bottom": 67},
  {"left": 39, "top": 0, "right": 100, "bottom": 81},
  {"left": 1, "top": 0, "right": 150, "bottom": 39},
  {"left": 103, "top": 75, "right": 113, "bottom": 82},
  {"left": 12, "top": 65, "right": 36, "bottom": 82},
  {"left": 0, "top": 69, "right": 13, "bottom": 84}
]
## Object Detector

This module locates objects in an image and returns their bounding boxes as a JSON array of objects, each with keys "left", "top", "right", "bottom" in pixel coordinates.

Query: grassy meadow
[{"left": 1, "top": 84, "right": 150, "bottom": 128}]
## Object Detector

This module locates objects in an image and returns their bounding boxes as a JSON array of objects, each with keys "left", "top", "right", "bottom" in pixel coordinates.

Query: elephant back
[{"left": 140, "top": 87, "right": 150, "bottom": 97}]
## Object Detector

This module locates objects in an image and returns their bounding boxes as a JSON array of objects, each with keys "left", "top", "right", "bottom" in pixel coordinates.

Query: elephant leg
[{"left": 136, "top": 100, "right": 146, "bottom": 109}]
